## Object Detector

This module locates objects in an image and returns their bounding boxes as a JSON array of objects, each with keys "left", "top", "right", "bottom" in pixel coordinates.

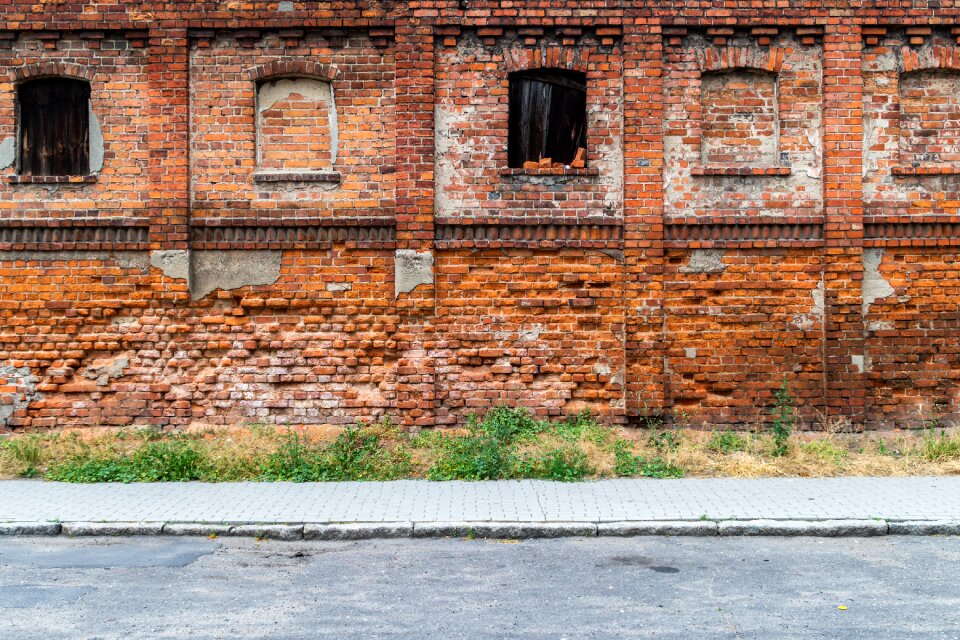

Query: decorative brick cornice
[{"left": 190, "top": 218, "right": 396, "bottom": 250}]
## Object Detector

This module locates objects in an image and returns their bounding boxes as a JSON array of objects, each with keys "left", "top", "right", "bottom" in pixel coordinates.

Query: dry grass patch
[{"left": 2, "top": 409, "right": 960, "bottom": 482}]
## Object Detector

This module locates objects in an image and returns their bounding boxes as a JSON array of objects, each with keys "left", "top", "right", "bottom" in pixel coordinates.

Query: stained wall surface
[{"left": 0, "top": 2, "right": 958, "bottom": 431}]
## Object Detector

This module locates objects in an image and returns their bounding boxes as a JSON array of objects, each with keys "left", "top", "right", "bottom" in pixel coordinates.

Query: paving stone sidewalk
[{"left": 1, "top": 477, "right": 959, "bottom": 538}]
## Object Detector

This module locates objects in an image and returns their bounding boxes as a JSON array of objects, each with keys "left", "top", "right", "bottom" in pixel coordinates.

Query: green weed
[{"left": 707, "top": 431, "right": 748, "bottom": 454}]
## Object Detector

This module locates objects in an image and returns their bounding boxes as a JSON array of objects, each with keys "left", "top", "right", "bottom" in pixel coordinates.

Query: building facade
[{"left": 0, "top": 0, "right": 957, "bottom": 431}]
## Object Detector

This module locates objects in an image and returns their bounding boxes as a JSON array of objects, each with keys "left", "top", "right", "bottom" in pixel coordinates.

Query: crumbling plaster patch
[
  {"left": 0, "top": 136, "right": 14, "bottom": 169},
  {"left": 191, "top": 250, "right": 283, "bottom": 300},
  {"left": 0, "top": 364, "right": 40, "bottom": 425},
  {"left": 680, "top": 249, "right": 726, "bottom": 274},
  {"left": 89, "top": 101, "right": 104, "bottom": 173},
  {"left": 150, "top": 250, "right": 191, "bottom": 281},
  {"left": 862, "top": 248, "right": 897, "bottom": 316},
  {"left": 82, "top": 354, "right": 131, "bottom": 387},
  {"left": 395, "top": 250, "right": 434, "bottom": 297}
]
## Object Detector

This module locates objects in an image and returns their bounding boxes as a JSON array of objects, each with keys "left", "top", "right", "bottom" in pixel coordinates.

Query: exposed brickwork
[{"left": 1, "top": 2, "right": 960, "bottom": 431}]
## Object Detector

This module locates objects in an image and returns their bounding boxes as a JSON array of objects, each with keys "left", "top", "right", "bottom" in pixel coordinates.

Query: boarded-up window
[
  {"left": 899, "top": 70, "right": 960, "bottom": 166},
  {"left": 18, "top": 78, "right": 90, "bottom": 176},
  {"left": 700, "top": 69, "right": 778, "bottom": 166},
  {"left": 508, "top": 69, "right": 587, "bottom": 168}
]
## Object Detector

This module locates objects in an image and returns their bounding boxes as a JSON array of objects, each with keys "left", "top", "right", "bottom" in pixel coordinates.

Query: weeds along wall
[{"left": 1, "top": 1, "right": 960, "bottom": 431}]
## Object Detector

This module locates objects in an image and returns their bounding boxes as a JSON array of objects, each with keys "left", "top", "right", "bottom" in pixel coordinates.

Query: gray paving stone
[
  {"left": 61, "top": 522, "right": 164, "bottom": 537},
  {"left": 888, "top": 520, "right": 960, "bottom": 536},
  {"left": 718, "top": 519, "right": 889, "bottom": 537},
  {"left": 598, "top": 521, "right": 718, "bottom": 537},
  {"left": 0, "top": 521, "right": 61, "bottom": 536},
  {"left": 304, "top": 522, "right": 414, "bottom": 540}
]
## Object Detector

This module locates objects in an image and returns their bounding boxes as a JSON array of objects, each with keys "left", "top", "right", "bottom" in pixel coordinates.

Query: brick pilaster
[
  {"left": 623, "top": 19, "right": 666, "bottom": 422},
  {"left": 393, "top": 22, "right": 437, "bottom": 428},
  {"left": 822, "top": 22, "right": 866, "bottom": 427},
  {"left": 147, "top": 26, "right": 191, "bottom": 300}
]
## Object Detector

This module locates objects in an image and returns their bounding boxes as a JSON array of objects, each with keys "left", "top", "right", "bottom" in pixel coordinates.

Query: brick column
[
  {"left": 822, "top": 23, "right": 866, "bottom": 427},
  {"left": 393, "top": 23, "right": 437, "bottom": 429},
  {"left": 622, "top": 19, "right": 667, "bottom": 423},
  {"left": 147, "top": 26, "right": 191, "bottom": 301}
]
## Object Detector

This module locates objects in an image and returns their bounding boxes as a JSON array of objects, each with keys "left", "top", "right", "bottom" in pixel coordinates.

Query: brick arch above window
[
  {"left": 901, "top": 46, "right": 960, "bottom": 73},
  {"left": 503, "top": 46, "right": 590, "bottom": 74},
  {"left": 10, "top": 62, "right": 97, "bottom": 83},
  {"left": 695, "top": 47, "right": 786, "bottom": 75},
  {"left": 246, "top": 60, "right": 338, "bottom": 83}
]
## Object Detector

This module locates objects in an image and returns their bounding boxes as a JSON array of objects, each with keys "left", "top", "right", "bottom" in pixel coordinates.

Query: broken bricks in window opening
[{"left": 508, "top": 69, "right": 587, "bottom": 170}]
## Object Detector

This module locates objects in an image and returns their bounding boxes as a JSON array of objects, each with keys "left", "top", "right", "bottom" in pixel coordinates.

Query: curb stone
[
  {"left": 598, "top": 521, "right": 718, "bottom": 537},
  {"left": 718, "top": 519, "right": 889, "bottom": 537},
  {"left": 4, "top": 518, "right": 958, "bottom": 539},
  {"left": 412, "top": 522, "right": 598, "bottom": 539},
  {"left": 0, "top": 522, "right": 61, "bottom": 536},
  {"left": 61, "top": 522, "right": 165, "bottom": 537},
  {"left": 888, "top": 520, "right": 960, "bottom": 536},
  {"left": 162, "top": 523, "right": 234, "bottom": 537},
  {"left": 225, "top": 524, "right": 304, "bottom": 541},
  {"left": 304, "top": 522, "right": 414, "bottom": 540}
]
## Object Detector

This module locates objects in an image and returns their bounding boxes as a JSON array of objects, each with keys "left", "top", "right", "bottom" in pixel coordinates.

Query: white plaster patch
[
  {"left": 0, "top": 136, "right": 15, "bottom": 169},
  {"left": 326, "top": 282, "right": 352, "bottom": 293},
  {"left": 394, "top": 250, "right": 434, "bottom": 297},
  {"left": 680, "top": 249, "right": 726, "bottom": 274},
  {"left": 684, "top": 348, "right": 697, "bottom": 359},
  {"left": 862, "top": 248, "right": 897, "bottom": 316}
]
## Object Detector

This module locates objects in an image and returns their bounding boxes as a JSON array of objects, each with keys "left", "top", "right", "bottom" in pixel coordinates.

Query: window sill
[
  {"left": 499, "top": 167, "right": 600, "bottom": 177},
  {"left": 691, "top": 166, "right": 792, "bottom": 177},
  {"left": 892, "top": 165, "right": 960, "bottom": 176},
  {"left": 6, "top": 175, "right": 98, "bottom": 185},
  {"left": 254, "top": 171, "right": 341, "bottom": 184}
]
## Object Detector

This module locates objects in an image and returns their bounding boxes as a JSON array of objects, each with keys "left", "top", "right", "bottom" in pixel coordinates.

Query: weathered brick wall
[{"left": 2, "top": 1, "right": 960, "bottom": 432}]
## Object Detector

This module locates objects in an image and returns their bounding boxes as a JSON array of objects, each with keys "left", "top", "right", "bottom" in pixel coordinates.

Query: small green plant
[
  {"left": 648, "top": 430, "right": 682, "bottom": 454},
  {"left": 517, "top": 446, "right": 593, "bottom": 481},
  {"left": 801, "top": 440, "right": 848, "bottom": 464},
  {"left": 770, "top": 377, "right": 796, "bottom": 457},
  {"left": 707, "top": 431, "right": 748, "bottom": 454},
  {"left": 920, "top": 429, "right": 960, "bottom": 462},
  {"left": 476, "top": 405, "right": 541, "bottom": 443},
  {"left": 427, "top": 434, "right": 515, "bottom": 481},
  {"left": 49, "top": 438, "right": 207, "bottom": 483},
  {"left": 2, "top": 435, "right": 43, "bottom": 477},
  {"left": 875, "top": 437, "right": 900, "bottom": 457},
  {"left": 612, "top": 440, "right": 683, "bottom": 479}
]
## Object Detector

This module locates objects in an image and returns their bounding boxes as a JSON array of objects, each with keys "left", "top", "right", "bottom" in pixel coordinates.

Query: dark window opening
[
  {"left": 18, "top": 78, "right": 91, "bottom": 176},
  {"left": 508, "top": 69, "right": 587, "bottom": 168}
]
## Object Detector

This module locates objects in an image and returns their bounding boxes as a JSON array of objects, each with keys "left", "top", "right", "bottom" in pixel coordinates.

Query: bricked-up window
[
  {"left": 508, "top": 69, "right": 587, "bottom": 168},
  {"left": 256, "top": 77, "right": 336, "bottom": 173},
  {"left": 700, "top": 69, "right": 778, "bottom": 166},
  {"left": 17, "top": 78, "right": 90, "bottom": 176},
  {"left": 899, "top": 70, "right": 960, "bottom": 167}
]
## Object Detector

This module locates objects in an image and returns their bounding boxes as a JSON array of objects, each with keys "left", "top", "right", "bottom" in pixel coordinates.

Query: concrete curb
[{"left": 3, "top": 519, "right": 960, "bottom": 539}]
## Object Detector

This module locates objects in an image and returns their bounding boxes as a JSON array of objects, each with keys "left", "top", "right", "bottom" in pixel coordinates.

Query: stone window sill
[
  {"left": 691, "top": 166, "right": 792, "bottom": 177},
  {"left": 253, "top": 171, "right": 342, "bottom": 184},
  {"left": 6, "top": 174, "right": 98, "bottom": 184},
  {"left": 499, "top": 167, "right": 600, "bottom": 177},
  {"left": 892, "top": 165, "right": 960, "bottom": 176}
]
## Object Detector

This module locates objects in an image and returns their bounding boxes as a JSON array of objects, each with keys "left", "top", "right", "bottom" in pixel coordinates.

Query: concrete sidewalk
[{"left": 1, "top": 477, "right": 959, "bottom": 539}]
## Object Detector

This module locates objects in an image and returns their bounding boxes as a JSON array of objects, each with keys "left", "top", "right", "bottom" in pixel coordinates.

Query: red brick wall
[{"left": 2, "top": 3, "right": 960, "bottom": 432}]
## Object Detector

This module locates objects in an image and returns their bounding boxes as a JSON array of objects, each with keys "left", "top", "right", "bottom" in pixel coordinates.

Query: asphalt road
[{"left": 0, "top": 535, "right": 958, "bottom": 639}]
